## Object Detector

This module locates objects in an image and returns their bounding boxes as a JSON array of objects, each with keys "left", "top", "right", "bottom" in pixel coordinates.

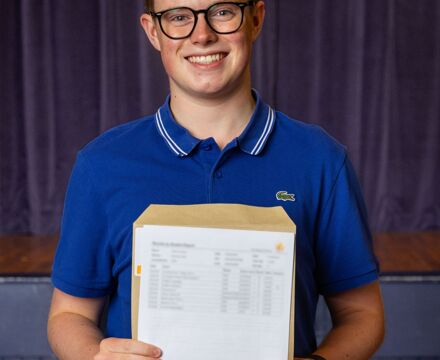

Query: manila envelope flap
[{"left": 132, "top": 203, "right": 296, "bottom": 356}]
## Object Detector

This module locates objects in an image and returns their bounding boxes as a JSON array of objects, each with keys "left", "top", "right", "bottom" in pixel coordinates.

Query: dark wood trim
[
  {"left": 373, "top": 231, "right": 440, "bottom": 274},
  {"left": 0, "top": 235, "right": 58, "bottom": 275},
  {"left": 0, "top": 231, "right": 439, "bottom": 276}
]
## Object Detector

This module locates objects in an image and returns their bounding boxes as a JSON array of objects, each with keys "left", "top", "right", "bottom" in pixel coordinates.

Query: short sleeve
[
  {"left": 52, "top": 153, "right": 113, "bottom": 298},
  {"left": 316, "top": 154, "right": 378, "bottom": 295}
]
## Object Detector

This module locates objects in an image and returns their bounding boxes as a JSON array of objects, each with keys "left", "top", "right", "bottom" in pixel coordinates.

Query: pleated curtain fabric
[{"left": 0, "top": 0, "right": 439, "bottom": 234}]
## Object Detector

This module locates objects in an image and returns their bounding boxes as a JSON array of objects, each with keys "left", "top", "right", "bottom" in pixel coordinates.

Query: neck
[{"left": 169, "top": 77, "right": 256, "bottom": 150}]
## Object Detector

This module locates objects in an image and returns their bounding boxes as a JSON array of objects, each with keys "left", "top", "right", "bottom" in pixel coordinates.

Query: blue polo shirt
[{"left": 52, "top": 91, "right": 378, "bottom": 356}]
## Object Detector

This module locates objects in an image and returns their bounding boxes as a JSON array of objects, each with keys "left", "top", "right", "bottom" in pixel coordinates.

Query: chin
[{"left": 185, "top": 82, "right": 231, "bottom": 98}]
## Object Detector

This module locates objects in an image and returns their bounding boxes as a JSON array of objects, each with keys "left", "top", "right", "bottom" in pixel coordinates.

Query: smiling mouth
[{"left": 187, "top": 53, "right": 227, "bottom": 65}]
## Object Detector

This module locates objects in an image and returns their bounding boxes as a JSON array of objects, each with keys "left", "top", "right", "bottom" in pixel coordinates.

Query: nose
[{"left": 190, "top": 14, "right": 218, "bottom": 45}]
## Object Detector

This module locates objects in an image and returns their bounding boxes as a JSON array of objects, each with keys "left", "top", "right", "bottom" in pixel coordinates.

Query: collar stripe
[
  {"left": 251, "top": 107, "right": 275, "bottom": 155},
  {"left": 156, "top": 111, "right": 188, "bottom": 157}
]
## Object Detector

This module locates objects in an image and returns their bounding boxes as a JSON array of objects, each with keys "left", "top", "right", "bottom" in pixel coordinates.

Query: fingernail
[{"left": 154, "top": 348, "right": 162, "bottom": 357}]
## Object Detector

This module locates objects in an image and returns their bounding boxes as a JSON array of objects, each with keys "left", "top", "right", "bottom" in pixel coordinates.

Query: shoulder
[
  {"left": 272, "top": 110, "right": 347, "bottom": 165},
  {"left": 83, "top": 114, "right": 155, "bottom": 153},
  {"left": 77, "top": 114, "right": 157, "bottom": 163}
]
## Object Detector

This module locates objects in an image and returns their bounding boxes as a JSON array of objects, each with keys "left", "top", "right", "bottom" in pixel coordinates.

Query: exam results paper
[{"left": 134, "top": 225, "right": 295, "bottom": 360}]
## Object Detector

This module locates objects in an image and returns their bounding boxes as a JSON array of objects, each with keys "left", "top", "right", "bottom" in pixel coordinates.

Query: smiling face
[{"left": 140, "top": 0, "right": 265, "bottom": 101}]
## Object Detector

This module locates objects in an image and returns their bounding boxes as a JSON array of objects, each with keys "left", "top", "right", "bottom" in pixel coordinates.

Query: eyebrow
[{"left": 156, "top": 1, "right": 245, "bottom": 12}]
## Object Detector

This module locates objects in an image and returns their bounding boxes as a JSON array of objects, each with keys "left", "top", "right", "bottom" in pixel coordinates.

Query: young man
[{"left": 48, "top": 1, "right": 385, "bottom": 359}]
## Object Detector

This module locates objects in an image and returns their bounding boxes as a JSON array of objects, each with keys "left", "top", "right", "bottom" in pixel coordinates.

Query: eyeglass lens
[{"left": 160, "top": 3, "right": 244, "bottom": 39}]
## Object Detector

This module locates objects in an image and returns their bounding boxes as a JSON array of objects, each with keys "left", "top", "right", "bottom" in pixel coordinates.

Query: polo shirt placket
[{"left": 154, "top": 91, "right": 276, "bottom": 203}]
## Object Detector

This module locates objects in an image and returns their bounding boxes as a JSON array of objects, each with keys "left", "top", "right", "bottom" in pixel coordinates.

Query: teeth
[{"left": 188, "top": 53, "right": 224, "bottom": 65}]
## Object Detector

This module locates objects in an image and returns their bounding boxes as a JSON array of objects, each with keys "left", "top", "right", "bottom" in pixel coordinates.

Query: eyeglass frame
[{"left": 145, "top": 1, "right": 258, "bottom": 40}]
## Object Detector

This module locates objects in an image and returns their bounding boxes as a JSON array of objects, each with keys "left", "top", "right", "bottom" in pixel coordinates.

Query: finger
[
  {"left": 95, "top": 354, "right": 161, "bottom": 360},
  {"left": 95, "top": 354, "right": 162, "bottom": 360},
  {"left": 100, "top": 338, "right": 162, "bottom": 358}
]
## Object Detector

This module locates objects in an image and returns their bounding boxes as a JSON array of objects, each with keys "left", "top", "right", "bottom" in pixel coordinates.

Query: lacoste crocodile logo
[{"left": 276, "top": 191, "right": 296, "bottom": 202}]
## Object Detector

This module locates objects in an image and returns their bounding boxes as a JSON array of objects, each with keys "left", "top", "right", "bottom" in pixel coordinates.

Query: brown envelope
[{"left": 132, "top": 203, "right": 296, "bottom": 357}]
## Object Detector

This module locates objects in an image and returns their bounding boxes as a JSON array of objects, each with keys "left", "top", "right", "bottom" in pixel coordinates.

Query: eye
[
  {"left": 163, "top": 9, "right": 194, "bottom": 24},
  {"left": 216, "top": 9, "right": 234, "bottom": 17},
  {"left": 209, "top": 5, "right": 238, "bottom": 21},
  {"left": 169, "top": 14, "right": 191, "bottom": 22}
]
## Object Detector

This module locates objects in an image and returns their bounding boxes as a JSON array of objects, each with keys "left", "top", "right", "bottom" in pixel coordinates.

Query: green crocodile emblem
[{"left": 276, "top": 191, "right": 296, "bottom": 202}]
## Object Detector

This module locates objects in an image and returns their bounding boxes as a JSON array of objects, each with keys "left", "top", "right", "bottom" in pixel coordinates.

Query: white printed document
[{"left": 134, "top": 225, "right": 295, "bottom": 360}]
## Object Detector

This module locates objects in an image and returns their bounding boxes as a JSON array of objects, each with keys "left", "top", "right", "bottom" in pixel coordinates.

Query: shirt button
[
  {"left": 202, "top": 144, "right": 212, "bottom": 151},
  {"left": 215, "top": 170, "right": 223, "bottom": 179}
]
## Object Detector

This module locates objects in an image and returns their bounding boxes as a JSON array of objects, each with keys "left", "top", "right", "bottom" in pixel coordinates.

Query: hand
[{"left": 94, "top": 338, "right": 162, "bottom": 359}]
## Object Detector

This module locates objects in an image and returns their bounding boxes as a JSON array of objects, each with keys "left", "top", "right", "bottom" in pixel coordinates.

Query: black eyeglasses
[{"left": 146, "top": 1, "right": 257, "bottom": 40}]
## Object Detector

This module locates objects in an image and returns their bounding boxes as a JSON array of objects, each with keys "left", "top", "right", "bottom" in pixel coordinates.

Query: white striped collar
[
  {"left": 154, "top": 95, "right": 200, "bottom": 157},
  {"left": 237, "top": 91, "right": 277, "bottom": 156},
  {"left": 155, "top": 111, "right": 189, "bottom": 157},
  {"left": 155, "top": 91, "right": 277, "bottom": 157}
]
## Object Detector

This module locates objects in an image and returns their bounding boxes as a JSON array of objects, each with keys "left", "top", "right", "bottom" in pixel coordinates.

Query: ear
[
  {"left": 251, "top": 1, "right": 266, "bottom": 41},
  {"left": 140, "top": 13, "right": 162, "bottom": 51}
]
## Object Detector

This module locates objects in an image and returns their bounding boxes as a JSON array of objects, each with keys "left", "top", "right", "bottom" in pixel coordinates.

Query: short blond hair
[{"left": 144, "top": 0, "right": 154, "bottom": 11}]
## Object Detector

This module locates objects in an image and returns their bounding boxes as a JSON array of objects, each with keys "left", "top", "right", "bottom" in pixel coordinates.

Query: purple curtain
[{"left": 1, "top": 0, "right": 439, "bottom": 234}]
